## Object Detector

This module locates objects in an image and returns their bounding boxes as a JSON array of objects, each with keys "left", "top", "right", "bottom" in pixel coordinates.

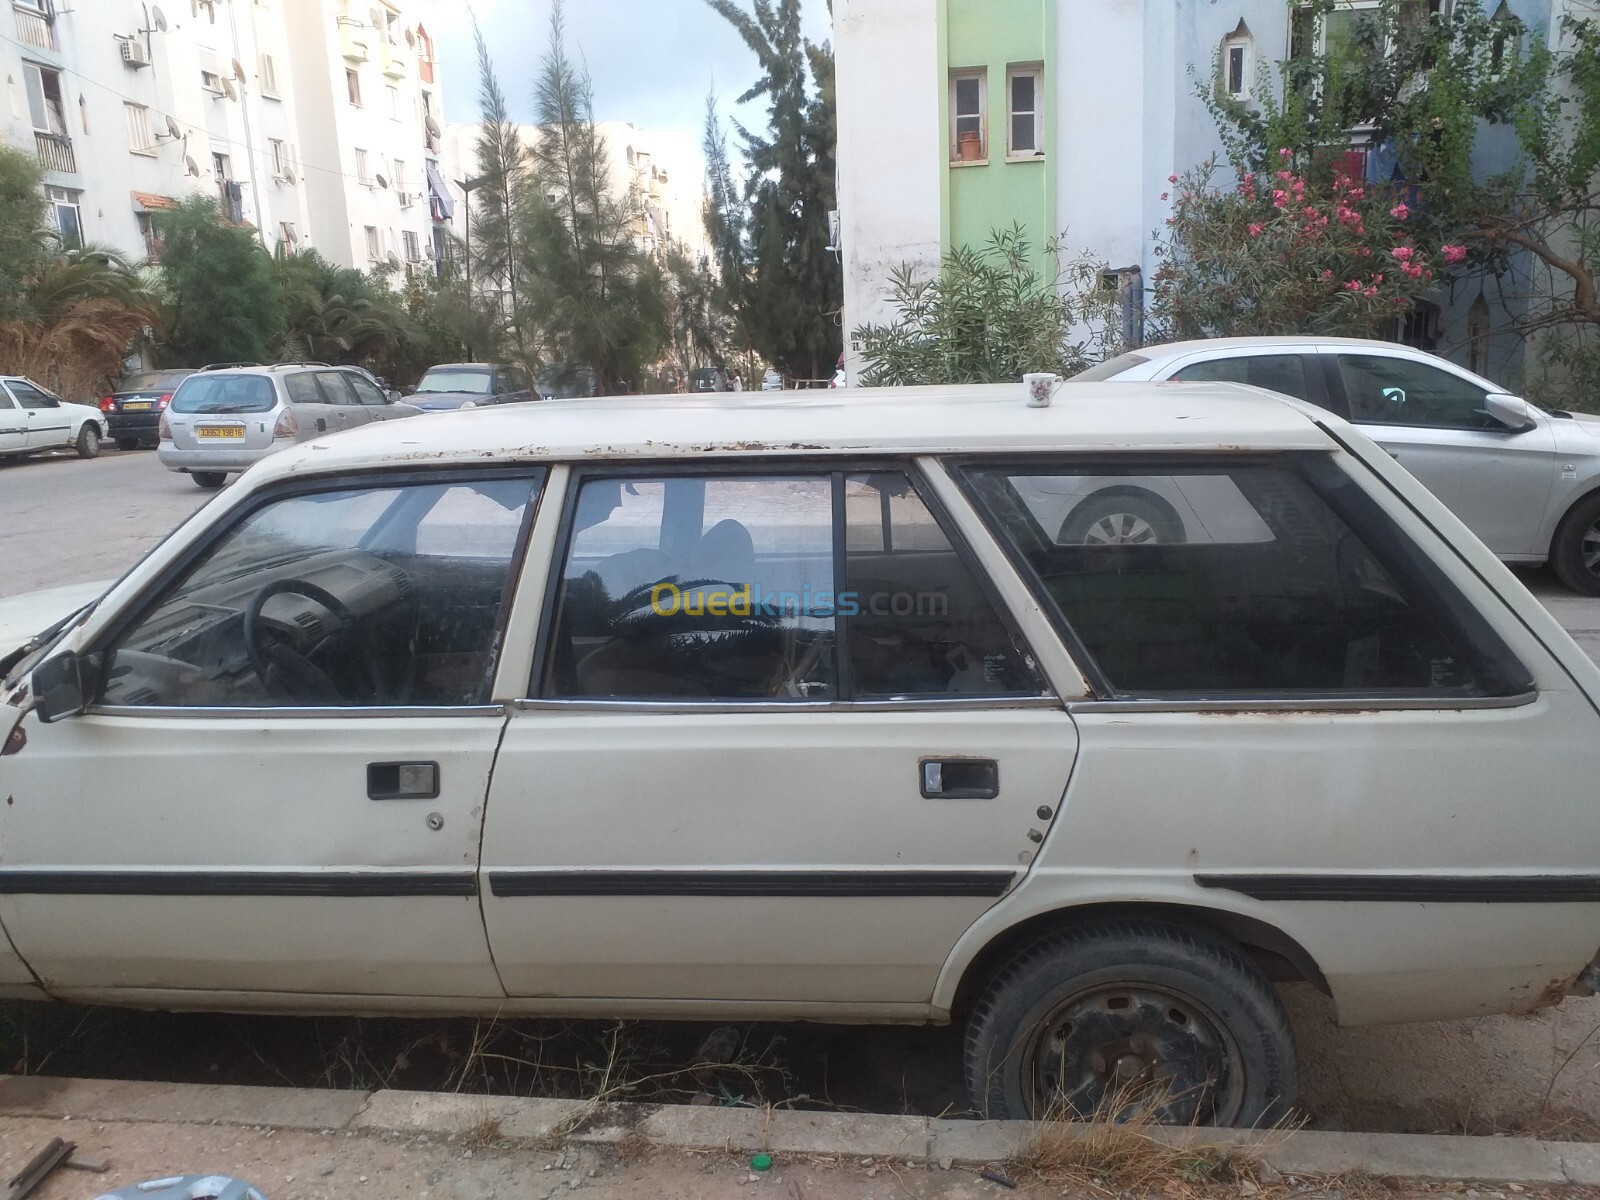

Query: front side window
[
  {"left": 543, "top": 468, "right": 1039, "bottom": 702},
  {"left": 1173, "top": 354, "right": 1312, "bottom": 403},
  {"left": 100, "top": 475, "right": 541, "bottom": 708},
  {"left": 1335, "top": 354, "right": 1493, "bottom": 429},
  {"left": 7, "top": 381, "right": 58, "bottom": 409},
  {"left": 950, "top": 69, "right": 987, "bottom": 162},
  {"left": 346, "top": 373, "right": 389, "bottom": 406},
  {"left": 961, "top": 455, "right": 1529, "bottom": 700}
]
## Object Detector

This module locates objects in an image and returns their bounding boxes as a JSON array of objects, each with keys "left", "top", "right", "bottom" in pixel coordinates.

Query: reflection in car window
[
  {"left": 172, "top": 375, "right": 276, "bottom": 414},
  {"left": 546, "top": 475, "right": 836, "bottom": 700},
  {"left": 101, "top": 475, "right": 541, "bottom": 709},
  {"left": 315, "top": 372, "right": 359, "bottom": 405},
  {"left": 1173, "top": 355, "right": 1310, "bottom": 402},
  {"left": 416, "top": 368, "right": 493, "bottom": 395},
  {"left": 844, "top": 473, "right": 1037, "bottom": 697},
  {"left": 8, "top": 382, "right": 58, "bottom": 409},
  {"left": 285, "top": 374, "right": 322, "bottom": 406},
  {"left": 962, "top": 457, "right": 1530, "bottom": 698},
  {"left": 1337, "top": 355, "right": 1493, "bottom": 429},
  {"left": 1070, "top": 352, "right": 1150, "bottom": 381}
]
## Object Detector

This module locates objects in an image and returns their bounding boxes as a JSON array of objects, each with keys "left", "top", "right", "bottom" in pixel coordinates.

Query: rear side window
[
  {"left": 1071, "top": 352, "right": 1149, "bottom": 382},
  {"left": 959, "top": 455, "right": 1531, "bottom": 700},
  {"left": 172, "top": 375, "right": 276, "bottom": 414},
  {"left": 1172, "top": 354, "right": 1310, "bottom": 402},
  {"left": 542, "top": 468, "right": 1040, "bottom": 702}
]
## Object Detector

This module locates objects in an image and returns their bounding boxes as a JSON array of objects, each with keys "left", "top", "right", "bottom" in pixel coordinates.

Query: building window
[
  {"left": 212, "top": 151, "right": 230, "bottom": 185},
  {"left": 136, "top": 212, "right": 162, "bottom": 260},
  {"left": 259, "top": 53, "right": 279, "bottom": 96},
  {"left": 23, "top": 62, "right": 67, "bottom": 136},
  {"left": 346, "top": 67, "right": 362, "bottom": 105},
  {"left": 403, "top": 230, "right": 420, "bottom": 262},
  {"left": 356, "top": 147, "right": 371, "bottom": 185},
  {"left": 393, "top": 158, "right": 407, "bottom": 194},
  {"left": 1006, "top": 65, "right": 1043, "bottom": 159},
  {"left": 387, "top": 83, "right": 400, "bottom": 118},
  {"left": 949, "top": 69, "right": 987, "bottom": 163},
  {"left": 124, "top": 102, "right": 156, "bottom": 154},
  {"left": 1489, "top": 1, "right": 1519, "bottom": 73},
  {"left": 269, "top": 137, "right": 287, "bottom": 177},
  {"left": 1222, "top": 26, "right": 1253, "bottom": 99},
  {"left": 1468, "top": 296, "right": 1491, "bottom": 376},
  {"left": 364, "top": 225, "right": 380, "bottom": 261},
  {"left": 200, "top": 68, "right": 223, "bottom": 92},
  {"left": 46, "top": 186, "right": 81, "bottom": 248}
]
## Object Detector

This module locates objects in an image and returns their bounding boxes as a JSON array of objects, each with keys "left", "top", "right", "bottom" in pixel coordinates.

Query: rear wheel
[
  {"left": 964, "top": 919, "right": 1296, "bottom": 1126},
  {"left": 115, "top": 437, "right": 140, "bottom": 452},
  {"left": 1551, "top": 491, "right": 1600, "bottom": 596},
  {"left": 192, "top": 471, "right": 227, "bottom": 490},
  {"left": 1058, "top": 489, "right": 1184, "bottom": 546},
  {"left": 74, "top": 424, "right": 101, "bottom": 459}
]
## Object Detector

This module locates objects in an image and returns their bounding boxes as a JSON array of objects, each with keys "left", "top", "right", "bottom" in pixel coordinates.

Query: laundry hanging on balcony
[{"left": 425, "top": 161, "right": 454, "bottom": 223}]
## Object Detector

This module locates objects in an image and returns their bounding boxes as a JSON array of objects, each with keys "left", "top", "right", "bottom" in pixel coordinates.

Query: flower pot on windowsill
[{"left": 958, "top": 131, "right": 983, "bottom": 162}]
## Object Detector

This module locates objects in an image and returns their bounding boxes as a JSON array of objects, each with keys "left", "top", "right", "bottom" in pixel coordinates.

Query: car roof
[
  {"left": 1133, "top": 335, "right": 1432, "bottom": 359},
  {"left": 255, "top": 380, "right": 1340, "bottom": 481},
  {"left": 425, "top": 363, "right": 493, "bottom": 371}
]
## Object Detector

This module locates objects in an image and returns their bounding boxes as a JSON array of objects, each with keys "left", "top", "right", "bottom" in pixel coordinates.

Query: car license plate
[
  {"left": 196, "top": 426, "right": 244, "bottom": 441},
  {"left": 123, "top": 401, "right": 153, "bottom": 411}
]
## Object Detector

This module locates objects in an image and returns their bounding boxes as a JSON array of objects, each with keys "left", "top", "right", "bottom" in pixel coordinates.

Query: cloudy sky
[{"left": 429, "top": 0, "right": 833, "bottom": 181}]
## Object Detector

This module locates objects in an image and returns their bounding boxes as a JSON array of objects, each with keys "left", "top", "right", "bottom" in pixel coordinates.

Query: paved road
[{"left": 0, "top": 446, "right": 214, "bottom": 599}]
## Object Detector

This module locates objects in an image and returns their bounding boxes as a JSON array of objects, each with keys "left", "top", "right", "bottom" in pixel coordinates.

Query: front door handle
[
  {"left": 368, "top": 761, "right": 440, "bottom": 799},
  {"left": 920, "top": 757, "right": 999, "bottom": 799}
]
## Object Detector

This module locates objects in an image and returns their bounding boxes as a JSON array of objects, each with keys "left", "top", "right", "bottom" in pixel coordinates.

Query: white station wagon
[{"left": 3, "top": 381, "right": 1599, "bottom": 1128}]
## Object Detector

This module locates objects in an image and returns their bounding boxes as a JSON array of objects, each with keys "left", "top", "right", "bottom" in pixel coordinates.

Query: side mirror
[
  {"left": 1485, "top": 393, "right": 1536, "bottom": 432},
  {"left": 32, "top": 650, "right": 95, "bottom": 723},
  {"left": 401, "top": 385, "right": 416, "bottom": 397},
  {"left": 386, "top": 389, "right": 402, "bottom": 404}
]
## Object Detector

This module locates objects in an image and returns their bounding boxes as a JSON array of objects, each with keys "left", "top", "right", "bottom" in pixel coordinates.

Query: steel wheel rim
[
  {"left": 1082, "top": 512, "right": 1158, "bottom": 545},
  {"left": 1020, "top": 983, "right": 1246, "bottom": 1125}
]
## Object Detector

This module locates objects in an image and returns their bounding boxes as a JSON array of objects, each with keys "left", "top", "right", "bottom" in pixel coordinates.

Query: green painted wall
[{"left": 940, "top": 0, "right": 1052, "bottom": 269}]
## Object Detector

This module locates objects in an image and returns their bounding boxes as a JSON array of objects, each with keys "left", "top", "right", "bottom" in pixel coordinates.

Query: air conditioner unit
[
  {"left": 397, "top": 190, "right": 413, "bottom": 207},
  {"left": 121, "top": 39, "right": 150, "bottom": 67}
]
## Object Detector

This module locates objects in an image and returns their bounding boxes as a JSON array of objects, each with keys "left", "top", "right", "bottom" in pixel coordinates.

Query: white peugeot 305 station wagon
[{"left": 2, "top": 380, "right": 1598, "bottom": 1128}]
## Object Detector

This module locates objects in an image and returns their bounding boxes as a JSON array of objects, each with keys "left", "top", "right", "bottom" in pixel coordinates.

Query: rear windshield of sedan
[
  {"left": 170, "top": 375, "right": 276, "bottom": 414},
  {"left": 121, "top": 370, "right": 191, "bottom": 392},
  {"left": 1070, "top": 352, "right": 1149, "bottom": 382},
  {"left": 416, "top": 368, "right": 493, "bottom": 394}
]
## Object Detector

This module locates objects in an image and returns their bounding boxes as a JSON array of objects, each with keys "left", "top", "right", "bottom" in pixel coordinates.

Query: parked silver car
[
  {"left": 158, "top": 364, "right": 421, "bottom": 489},
  {"left": 1077, "top": 337, "right": 1600, "bottom": 593}
]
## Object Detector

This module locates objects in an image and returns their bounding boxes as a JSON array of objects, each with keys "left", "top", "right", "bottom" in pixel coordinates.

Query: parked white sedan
[
  {"left": 0, "top": 376, "right": 105, "bottom": 460},
  {"left": 1077, "top": 338, "right": 1600, "bottom": 593}
]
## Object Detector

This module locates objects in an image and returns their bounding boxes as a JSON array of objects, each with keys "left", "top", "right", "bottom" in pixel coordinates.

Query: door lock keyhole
[{"left": 426, "top": 812, "right": 444, "bottom": 831}]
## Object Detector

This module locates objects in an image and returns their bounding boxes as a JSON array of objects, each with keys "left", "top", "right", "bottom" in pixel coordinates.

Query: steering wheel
[{"left": 243, "top": 579, "right": 365, "bottom": 703}]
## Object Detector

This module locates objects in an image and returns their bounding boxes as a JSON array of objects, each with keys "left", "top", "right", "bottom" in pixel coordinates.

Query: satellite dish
[
  {"left": 424, "top": 115, "right": 441, "bottom": 138},
  {"left": 386, "top": 251, "right": 401, "bottom": 266},
  {"left": 232, "top": 58, "right": 245, "bottom": 81},
  {"left": 184, "top": 154, "right": 200, "bottom": 176},
  {"left": 221, "top": 78, "right": 237, "bottom": 100},
  {"left": 375, "top": 173, "right": 388, "bottom": 189},
  {"left": 151, "top": 4, "right": 167, "bottom": 31},
  {"left": 164, "top": 115, "right": 182, "bottom": 140},
  {"left": 283, "top": 167, "right": 297, "bottom": 184},
  {"left": 404, "top": 27, "right": 415, "bottom": 45}
]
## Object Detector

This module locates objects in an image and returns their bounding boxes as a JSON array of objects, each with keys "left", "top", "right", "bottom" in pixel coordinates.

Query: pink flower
[
  {"left": 1390, "top": 203, "right": 1410, "bottom": 220},
  {"left": 1276, "top": 170, "right": 1293, "bottom": 182},
  {"left": 1248, "top": 223, "right": 1264, "bottom": 237},
  {"left": 1320, "top": 269, "right": 1334, "bottom": 282},
  {"left": 1402, "top": 262, "right": 1423, "bottom": 278},
  {"left": 1160, "top": 192, "right": 1169, "bottom": 201},
  {"left": 1278, "top": 147, "right": 1292, "bottom": 159},
  {"left": 1243, "top": 172, "right": 1254, "bottom": 185},
  {"left": 1348, "top": 187, "right": 1365, "bottom": 199},
  {"left": 1442, "top": 244, "right": 1467, "bottom": 264},
  {"left": 1272, "top": 189, "right": 1288, "bottom": 208},
  {"left": 1365, "top": 286, "right": 1379, "bottom": 297},
  {"left": 1372, "top": 274, "right": 1384, "bottom": 284},
  {"left": 1392, "top": 245, "right": 1414, "bottom": 262},
  {"left": 1168, "top": 173, "right": 1179, "bottom": 183},
  {"left": 1344, "top": 280, "right": 1363, "bottom": 292}
]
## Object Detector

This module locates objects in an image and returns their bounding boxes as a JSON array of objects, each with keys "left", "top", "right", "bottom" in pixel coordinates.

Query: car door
[
  {"left": 0, "top": 469, "right": 545, "bottom": 1001},
  {"left": 478, "top": 462, "right": 1079, "bottom": 1005},
  {"left": 313, "top": 370, "right": 373, "bottom": 432},
  {"left": 1321, "top": 348, "right": 1559, "bottom": 557},
  {"left": 344, "top": 371, "right": 402, "bottom": 422},
  {"left": 9, "top": 380, "right": 71, "bottom": 450},
  {"left": 0, "top": 384, "right": 29, "bottom": 454},
  {"left": 283, "top": 371, "right": 340, "bottom": 440}
]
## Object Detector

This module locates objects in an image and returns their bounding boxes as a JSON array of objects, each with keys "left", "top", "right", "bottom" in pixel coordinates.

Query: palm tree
[{"left": 0, "top": 244, "right": 160, "bottom": 399}]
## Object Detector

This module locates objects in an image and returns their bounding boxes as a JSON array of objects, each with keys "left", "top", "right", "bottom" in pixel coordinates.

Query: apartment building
[
  {"left": 833, "top": 0, "right": 1556, "bottom": 386},
  {"left": 1, "top": 0, "right": 449, "bottom": 273}
]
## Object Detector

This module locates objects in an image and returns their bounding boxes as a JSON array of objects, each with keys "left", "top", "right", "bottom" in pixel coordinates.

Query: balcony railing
[
  {"left": 34, "top": 131, "right": 76, "bottom": 173},
  {"left": 419, "top": 56, "right": 435, "bottom": 84},
  {"left": 13, "top": 6, "right": 55, "bottom": 50}
]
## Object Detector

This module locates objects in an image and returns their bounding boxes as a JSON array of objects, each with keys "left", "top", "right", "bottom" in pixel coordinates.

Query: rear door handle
[{"left": 920, "top": 757, "right": 999, "bottom": 799}]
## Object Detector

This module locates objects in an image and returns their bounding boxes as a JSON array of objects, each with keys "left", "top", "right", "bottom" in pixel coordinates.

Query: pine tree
[
  {"left": 518, "top": 0, "right": 666, "bottom": 393},
  {"left": 705, "top": 0, "right": 841, "bottom": 382},
  {"left": 471, "top": 17, "right": 527, "bottom": 345}
]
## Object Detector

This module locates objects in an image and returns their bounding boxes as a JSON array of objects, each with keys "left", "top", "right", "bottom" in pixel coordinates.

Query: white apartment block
[{"left": 1, "top": 0, "right": 452, "bottom": 273}]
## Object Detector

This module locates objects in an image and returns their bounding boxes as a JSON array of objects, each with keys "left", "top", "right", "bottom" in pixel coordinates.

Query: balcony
[
  {"left": 381, "top": 42, "right": 407, "bottom": 78},
  {"left": 13, "top": 5, "right": 56, "bottom": 50},
  {"left": 34, "top": 131, "right": 75, "bottom": 173},
  {"left": 336, "top": 17, "right": 369, "bottom": 62},
  {"left": 419, "top": 55, "right": 434, "bottom": 85}
]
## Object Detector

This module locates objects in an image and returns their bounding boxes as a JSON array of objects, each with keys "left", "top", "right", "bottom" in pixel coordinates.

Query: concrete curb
[{"left": 1, "top": 1075, "right": 1597, "bottom": 1185}]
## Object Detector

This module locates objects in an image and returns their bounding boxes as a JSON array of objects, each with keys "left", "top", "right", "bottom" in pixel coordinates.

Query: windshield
[
  {"left": 122, "top": 371, "right": 191, "bottom": 392},
  {"left": 416, "top": 368, "right": 493, "bottom": 395},
  {"left": 1071, "top": 352, "right": 1150, "bottom": 382},
  {"left": 171, "top": 374, "right": 276, "bottom": 414}
]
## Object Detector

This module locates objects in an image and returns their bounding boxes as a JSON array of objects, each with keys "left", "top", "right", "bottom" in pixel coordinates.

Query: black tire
[
  {"left": 74, "top": 423, "right": 101, "bottom": 459},
  {"left": 115, "top": 437, "right": 140, "bottom": 451},
  {"left": 964, "top": 919, "right": 1296, "bottom": 1127},
  {"left": 192, "top": 471, "right": 227, "bottom": 490},
  {"left": 1058, "top": 488, "right": 1185, "bottom": 546},
  {"left": 1551, "top": 491, "right": 1600, "bottom": 596}
]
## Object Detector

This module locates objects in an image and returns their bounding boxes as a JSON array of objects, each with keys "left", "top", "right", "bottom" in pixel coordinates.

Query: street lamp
[{"left": 454, "top": 174, "right": 489, "bottom": 300}]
